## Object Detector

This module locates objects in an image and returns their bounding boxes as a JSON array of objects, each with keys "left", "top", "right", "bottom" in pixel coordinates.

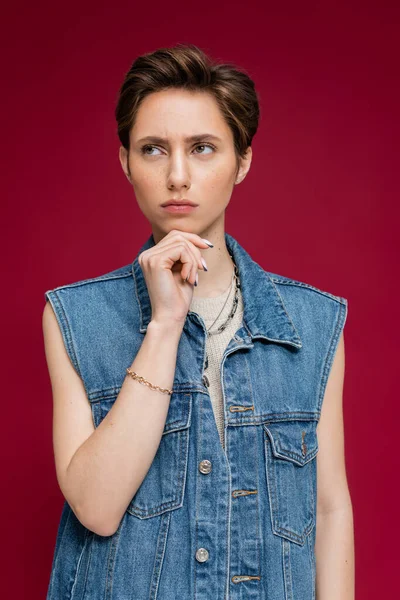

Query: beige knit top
[{"left": 189, "top": 274, "right": 244, "bottom": 450}]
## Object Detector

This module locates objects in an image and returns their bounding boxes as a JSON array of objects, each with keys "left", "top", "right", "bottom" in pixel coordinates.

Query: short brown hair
[{"left": 115, "top": 43, "right": 260, "bottom": 172}]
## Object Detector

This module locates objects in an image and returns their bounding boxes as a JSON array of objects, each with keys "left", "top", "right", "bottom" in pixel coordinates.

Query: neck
[{"left": 193, "top": 227, "right": 234, "bottom": 298}]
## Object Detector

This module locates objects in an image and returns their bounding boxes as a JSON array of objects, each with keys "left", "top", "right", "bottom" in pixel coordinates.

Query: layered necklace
[{"left": 203, "top": 254, "right": 241, "bottom": 371}]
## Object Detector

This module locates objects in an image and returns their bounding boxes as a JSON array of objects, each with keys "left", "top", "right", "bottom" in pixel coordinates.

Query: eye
[
  {"left": 140, "top": 143, "right": 215, "bottom": 156},
  {"left": 193, "top": 143, "right": 215, "bottom": 155},
  {"left": 141, "top": 144, "right": 162, "bottom": 156}
]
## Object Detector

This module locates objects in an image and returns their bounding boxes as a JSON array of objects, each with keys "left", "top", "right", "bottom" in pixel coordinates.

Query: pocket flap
[
  {"left": 164, "top": 391, "right": 192, "bottom": 433},
  {"left": 93, "top": 388, "right": 192, "bottom": 434},
  {"left": 263, "top": 420, "right": 319, "bottom": 466}
]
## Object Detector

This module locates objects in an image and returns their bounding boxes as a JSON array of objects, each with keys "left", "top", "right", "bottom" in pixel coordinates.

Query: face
[{"left": 119, "top": 88, "right": 252, "bottom": 240}]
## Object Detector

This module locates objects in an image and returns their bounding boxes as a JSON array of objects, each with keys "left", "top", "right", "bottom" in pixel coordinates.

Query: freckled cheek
[
  {"left": 131, "top": 169, "right": 164, "bottom": 197},
  {"left": 204, "top": 168, "right": 235, "bottom": 194}
]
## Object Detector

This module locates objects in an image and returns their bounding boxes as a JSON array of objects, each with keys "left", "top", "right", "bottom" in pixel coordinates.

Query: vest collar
[{"left": 132, "top": 232, "right": 302, "bottom": 349}]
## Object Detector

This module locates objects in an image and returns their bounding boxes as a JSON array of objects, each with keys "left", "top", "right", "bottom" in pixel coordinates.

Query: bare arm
[
  {"left": 315, "top": 332, "right": 355, "bottom": 599},
  {"left": 43, "top": 301, "right": 183, "bottom": 537},
  {"left": 43, "top": 230, "right": 210, "bottom": 537}
]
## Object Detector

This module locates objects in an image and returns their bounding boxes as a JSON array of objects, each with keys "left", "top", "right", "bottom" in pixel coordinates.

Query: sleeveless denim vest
[{"left": 44, "top": 232, "right": 348, "bottom": 600}]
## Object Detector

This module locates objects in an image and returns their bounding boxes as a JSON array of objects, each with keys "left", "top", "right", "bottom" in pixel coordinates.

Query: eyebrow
[{"left": 136, "top": 133, "right": 223, "bottom": 144}]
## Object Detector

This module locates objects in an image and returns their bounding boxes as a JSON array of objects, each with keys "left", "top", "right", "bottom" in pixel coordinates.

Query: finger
[
  {"left": 146, "top": 239, "right": 202, "bottom": 282},
  {"left": 155, "top": 229, "right": 213, "bottom": 252},
  {"left": 152, "top": 236, "right": 207, "bottom": 272},
  {"left": 146, "top": 242, "right": 197, "bottom": 284},
  {"left": 177, "top": 244, "right": 198, "bottom": 284}
]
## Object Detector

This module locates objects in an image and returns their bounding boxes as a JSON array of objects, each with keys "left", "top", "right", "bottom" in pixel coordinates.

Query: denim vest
[{"left": 44, "top": 232, "right": 348, "bottom": 600}]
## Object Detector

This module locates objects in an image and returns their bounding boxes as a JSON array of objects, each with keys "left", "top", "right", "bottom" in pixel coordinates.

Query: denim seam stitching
[
  {"left": 46, "top": 506, "right": 72, "bottom": 599},
  {"left": 265, "top": 432, "right": 315, "bottom": 545},
  {"left": 105, "top": 518, "right": 123, "bottom": 599},
  {"left": 149, "top": 512, "right": 171, "bottom": 600},
  {"left": 282, "top": 539, "right": 294, "bottom": 600},
  {"left": 70, "top": 527, "right": 90, "bottom": 598},
  {"left": 268, "top": 279, "right": 303, "bottom": 342},
  {"left": 46, "top": 290, "right": 83, "bottom": 381},
  {"left": 88, "top": 386, "right": 204, "bottom": 402},
  {"left": 317, "top": 299, "right": 348, "bottom": 414},
  {"left": 194, "top": 391, "right": 202, "bottom": 600},
  {"left": 269, "top": 277, "right": 347, "bottom": 305},
  {"left": 307, "top": 524, "right": 316, "bottom": 600},
  {"left": 80, "top": 531, "right": 94, "bottom": 598},
  {"left": 127, "top": 427, "right": 189, "bottom": 518},
  {"left": 44, "top": 270, "right": 132, "bottom": 295}
]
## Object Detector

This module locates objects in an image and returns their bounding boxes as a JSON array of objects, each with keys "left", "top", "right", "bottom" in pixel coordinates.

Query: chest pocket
[
  {"left": 94, "top": 390, "right": 192, "bottom": 520},
  {"left": 263, "top": 419, "right": 319, "bottom": 546}
]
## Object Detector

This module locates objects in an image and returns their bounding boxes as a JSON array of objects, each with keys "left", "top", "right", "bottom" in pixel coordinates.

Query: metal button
[
  {"left": 195, "top": 547, "right": 209, "bottom": 562},
  {"left": 199, "top": 459, "right": 212, "bottom": 474},
  {"left": 202, "top": 374, "right": 210, "bottom": 387}
]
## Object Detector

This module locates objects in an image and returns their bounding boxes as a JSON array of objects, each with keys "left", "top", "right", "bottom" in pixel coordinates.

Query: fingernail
[
  {"left": 194, "top": 273, "right": 198, "bottom": 286},
  {"left": 202, "top": 238, "right": 214, "bottom": 247},
  {"left": 201, "top": 257, "right": 208, "bottom": 271}
]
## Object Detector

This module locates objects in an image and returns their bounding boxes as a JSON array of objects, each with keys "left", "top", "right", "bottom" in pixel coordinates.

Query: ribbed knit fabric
[{"left": 189, "top": 274, "right": 244, "bottom": 450}]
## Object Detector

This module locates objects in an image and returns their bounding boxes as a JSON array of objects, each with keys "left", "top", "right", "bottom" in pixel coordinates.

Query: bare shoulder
[
  {"left": 42, "top": 301, "right": 95, "bottom": 511},
  {"left": 42, "top": 300, "right": 87, "bottom": 400}
]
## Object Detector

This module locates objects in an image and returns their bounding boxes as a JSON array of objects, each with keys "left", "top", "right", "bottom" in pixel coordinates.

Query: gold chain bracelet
[{"left": 126, "top": 367, "right": 173, "bottom": 395}]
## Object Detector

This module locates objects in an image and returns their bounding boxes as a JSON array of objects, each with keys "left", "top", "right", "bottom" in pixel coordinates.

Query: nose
[{"left": 166, "top": 151, "right": 191, "bottom": 191}]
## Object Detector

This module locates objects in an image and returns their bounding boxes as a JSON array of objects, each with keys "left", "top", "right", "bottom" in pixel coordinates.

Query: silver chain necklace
[{"left": 204, "top": 254, "right": 241, "bottom": 371}]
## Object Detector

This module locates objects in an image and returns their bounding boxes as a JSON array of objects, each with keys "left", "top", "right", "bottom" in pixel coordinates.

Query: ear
[
  {"left": 235, "top": 146, "right": 253, "bottom": 185},
  {"left": 119, "top": 146, "right": 131, "bottom": 182}
]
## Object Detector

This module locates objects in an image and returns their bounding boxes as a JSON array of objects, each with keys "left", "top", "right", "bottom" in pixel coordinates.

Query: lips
[
  {"left": 161, "top": 199, "right": 198, "bottom": 207},
  {"left": 161, "top": 203, "right": 198, "bottom": 214}
]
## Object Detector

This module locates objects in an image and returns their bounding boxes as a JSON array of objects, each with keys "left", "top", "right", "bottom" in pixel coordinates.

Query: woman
[{"left": 43, "top": 44, "right": 354, "bottom": 599}]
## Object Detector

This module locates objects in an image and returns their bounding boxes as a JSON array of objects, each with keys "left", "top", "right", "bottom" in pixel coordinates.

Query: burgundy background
[{"left": 2, "top": 1, "right": 398, "bottom": 597}]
